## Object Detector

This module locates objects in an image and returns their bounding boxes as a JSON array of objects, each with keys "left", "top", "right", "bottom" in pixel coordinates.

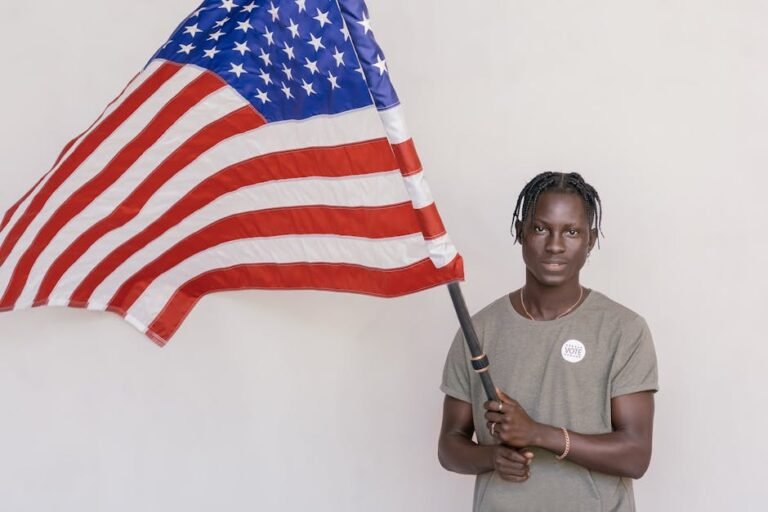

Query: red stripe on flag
[
  {"left": 1, "top": 71, "right": 145, "bottom": 235},
  {"left": 389, "top": 140, "right": 450, "bottom": 240},
  {"left": 143, "top": 255, "right": 465, "bottom": 345},
  {"left": 0, "top": 62, "right": 182, "bottom": 268},
  {"left": 105, "top": 203, "right": 422, "bottom": 312},
  {"left": 69, "top": 138, "right": 398, "bottom": 305},
  {"left": 0, "top": 176, "right": 47, "bottom": 237},
  {"left": 0, "top": 72, "right": 226, "bottom": 308},
  {"left": 0, "top": 138, "right": 81, "bottom": 235},
  {"left": 34, "top": 106, "right": 265, "bottom": 304},
  {"left": 414, "top": 203, "right": 447, "bottom": 240},
  {"left": 391, "top": 139, "right": 422, "bottom": 177}
]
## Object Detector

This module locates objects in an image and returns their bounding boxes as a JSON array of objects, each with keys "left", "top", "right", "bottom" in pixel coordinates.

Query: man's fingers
[
  {"left": 495, "top": 388, "right": 513, "bottom": 403},
  {"left": 484, "top": 411, "right": 504, "bottom": 423},
  {"left": 494, "top": 446, "right": 531, "bottom": 481},
  {"left": 496, "top": 459, "right": 529, "bottom": 475},
  {"left": 498, "top": 472, "right": 529, "bottom": 483},
  {"left": 483, "top": 400, "right": 507, "bottom": 412},
  {"left": 496, "top": 446, "right": 528, "bottom": 463},
  {"left": 521, "top": 450, "right": 535, "bottom": 464}
]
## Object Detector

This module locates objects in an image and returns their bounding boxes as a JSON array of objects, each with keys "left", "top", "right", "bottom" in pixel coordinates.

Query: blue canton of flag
[{"left": 154, "top": 0, "right": 400, "bottom": 122}]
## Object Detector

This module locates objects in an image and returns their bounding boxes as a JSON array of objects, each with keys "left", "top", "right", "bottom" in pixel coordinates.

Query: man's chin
[{"left": 532, "top": 273, "right": 571, "bottom": 288}]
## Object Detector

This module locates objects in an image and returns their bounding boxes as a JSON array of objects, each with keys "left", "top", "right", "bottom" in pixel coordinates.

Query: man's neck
[{"left": 521, "top": 274, "right": 584, "bottom": 319}]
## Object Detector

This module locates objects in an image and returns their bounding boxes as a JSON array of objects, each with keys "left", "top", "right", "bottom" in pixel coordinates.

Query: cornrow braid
[{"left": 510, "top": 172, "right": 604, "bottom": 247}]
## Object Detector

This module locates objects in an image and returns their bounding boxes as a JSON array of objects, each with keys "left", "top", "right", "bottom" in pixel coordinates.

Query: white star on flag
[
  {"left": 184, "top": 23, "right": 202, "bottom": 37},
  {"left": 203, "top": 47, "right": 220, "bottom": 59},
  {"left": 308, "top": 33, "right": 325, "bottom": 52},
  {"left": 220, "top": 0, "right": 238, "bottom": 13},
  {"left": 241, "top": 1, "right": 258, "bottom": 13},
  {"left": 357, "top": 12, "right": 372, "bottom": 35},
  {"left": 258, "top": 48, "right": 272, "bottom": 66},
  {"left": 314, "top": 8, "right": 332, "bottom": 28},
  {"left": 281, "top": 63, "right": 293, "bottom": 80},
  {"left": 301, "top": 78, "right": 316, "bottom": 95},
  {"left": 280, "top": 81, "right": 294, "bottom": 99},
  {"left": 332, "top": 47, "right": 345, "bottom": 67},
  {"left": 295, "top": 0, "right": 306, "bottom": 13},
  {"left": 287, "top": 18, "right": 301, "bottom": 39},
  {"left": 282, "top": 42, "right": 296, "bottom": 60},
  {"left": 268, "top": 2, "right": 280, "bottom": 21},
  {"left": 177, "top": 42, "right": 195, "bottom": 54},
  {"left": 228, "top": 62, "right": 246, "bottom": 77},
  {"left": 236, "top": 19, "right": 253, "bottom": 33},
  {"left": 234, "top": 41, "right": 250, "bottom": 55},
  {"left": 327, "top": 71, "right": 340, "bottom": 89},
  {"left": 258, "top": 69, "right": 273, "bottom": 85},
  {"left": 304, "top": 57, "right": 319, "bottom": 74},
  {"left": 208, "top": 30, "right": 226, "bottom": 41},
  {"left": 373, "top": 54, "right": 387, "bottom": 75},
  {"left": 254, "top": 88, "right": 270, "bottom": 104},
  {"left": 263, "top": 28, "right": 275, "bottom": 45}
]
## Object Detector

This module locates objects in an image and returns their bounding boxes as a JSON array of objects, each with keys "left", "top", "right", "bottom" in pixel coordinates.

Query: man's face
[{"left": 517, "top": 191, "right": 596, "bottom": 287}]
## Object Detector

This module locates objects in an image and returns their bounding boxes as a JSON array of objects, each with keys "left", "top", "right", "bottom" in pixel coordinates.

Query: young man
[{"left": 439, "top": 172, "right": 658, "bottom": 511}]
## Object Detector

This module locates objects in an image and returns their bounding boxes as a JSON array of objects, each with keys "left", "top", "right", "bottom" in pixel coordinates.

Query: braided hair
[{"left": 511, "top": 172, "right": 604, "bottom": 247}]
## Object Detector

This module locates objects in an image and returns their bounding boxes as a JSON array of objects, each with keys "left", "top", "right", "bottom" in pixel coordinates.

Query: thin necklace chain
[{"left": 520, "top": 285, "right": 584, "bottom": 321}]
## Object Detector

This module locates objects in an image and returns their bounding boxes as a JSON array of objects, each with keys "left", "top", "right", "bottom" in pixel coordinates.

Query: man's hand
[
  {"left": 439, "top": 395, "right": 535, "bottom": 480},
  {"left": 484, "top": 389, "right": 541, "bottom": 448},
  {"left": 490, "top": 446, "right": 534, "bottom": 482}
]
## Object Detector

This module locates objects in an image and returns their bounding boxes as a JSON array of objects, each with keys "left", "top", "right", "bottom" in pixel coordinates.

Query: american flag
[{"left": 0, "top": 0, "right": 463, "bottom": 345}]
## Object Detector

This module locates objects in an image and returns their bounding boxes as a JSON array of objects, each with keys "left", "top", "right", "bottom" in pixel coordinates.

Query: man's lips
[{"left": 541, "top": 261, "right": 568, "bottom": 271}]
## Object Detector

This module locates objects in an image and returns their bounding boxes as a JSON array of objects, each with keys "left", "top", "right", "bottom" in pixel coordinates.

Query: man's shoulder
[
  {"left": 470, "top": 294, "right": 512, "bottom": 324},
  {"left": 588, "top": 289, "right": 647, "bottom": 327}
]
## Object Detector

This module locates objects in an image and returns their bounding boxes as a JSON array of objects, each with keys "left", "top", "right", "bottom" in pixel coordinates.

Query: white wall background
[{"left": 0, "top": 0, "right": 766, "bottom": 510}]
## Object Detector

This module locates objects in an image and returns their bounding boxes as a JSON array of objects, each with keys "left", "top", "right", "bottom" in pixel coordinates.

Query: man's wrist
[
  {"left": 481, "top": 444, "right": 497, "bottom": 473},
  {"left": 531, "top": 423, "right": 561, "bottom": 451}
]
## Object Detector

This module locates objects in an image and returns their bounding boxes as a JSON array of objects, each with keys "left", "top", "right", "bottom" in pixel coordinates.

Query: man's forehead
[{"left": 531, "top": 192, "right": 589, "bottom": 222}]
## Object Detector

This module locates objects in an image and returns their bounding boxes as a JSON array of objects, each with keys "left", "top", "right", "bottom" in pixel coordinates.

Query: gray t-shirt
[{"left": 441, "top": 289, "right": 658, "bottom": 512}]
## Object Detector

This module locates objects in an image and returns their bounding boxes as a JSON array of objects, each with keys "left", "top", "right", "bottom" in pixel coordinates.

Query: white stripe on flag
[
  {"left": 0, "top": 60, "right": 166, "bottom": 250},
  {"left": 76, "top": 171, "right": 410, "bottom": 308},
  {"left": 16, "top": 86, "right": 248, "bottom": 308},
  {"left": 0, "top": 65, "right": 205, "bottom": 299},
  {"left": 378, "top": 107, "right": 459, "bottom": 269},
  {"left": 123, "top": 233, "right": 430, "bottom": 330},
  {"left": 424, "top": 234, "right": 459, "bottom": 269},
  {"left": 48, "top": 105, "right": 389, "bottom": 304},
  {"left": 378, "top": 105, "right": 410, "bottom": 145},
  {"left": 402, "top": 172, "right": 435, "bottom": 210}
]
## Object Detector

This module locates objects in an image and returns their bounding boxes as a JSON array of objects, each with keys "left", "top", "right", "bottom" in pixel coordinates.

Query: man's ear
[
  {"left": 515, "top": 220, "right": 524, "bottom": 242},
  {"left": 588, "top": 228, "right": 598, "bottom": 251}
]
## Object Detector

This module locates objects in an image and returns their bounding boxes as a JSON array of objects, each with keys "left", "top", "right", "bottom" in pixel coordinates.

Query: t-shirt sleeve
[
  {"left": 440, "top": 328, "right": 472, "bottom": 403},
  {"left": 610, "top": 315, "right": 659, "bottom": 398}
]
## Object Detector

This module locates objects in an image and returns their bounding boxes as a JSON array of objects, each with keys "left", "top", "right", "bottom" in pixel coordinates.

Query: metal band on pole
[{"left": 447, "top": 282, "right": 498, "bottom": 402}]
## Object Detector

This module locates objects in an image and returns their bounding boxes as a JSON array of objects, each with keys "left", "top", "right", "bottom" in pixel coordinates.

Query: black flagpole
[{"left": 447, "top": 282, "right": 499, "bottom": 402}]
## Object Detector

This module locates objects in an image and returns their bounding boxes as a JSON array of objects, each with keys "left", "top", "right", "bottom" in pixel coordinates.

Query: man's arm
[
  {"left": 484, "top": 391, "right": 655, "bottom": 479},
  {"left": 439, "top": 395, "right": 532, "bottom": 482}
]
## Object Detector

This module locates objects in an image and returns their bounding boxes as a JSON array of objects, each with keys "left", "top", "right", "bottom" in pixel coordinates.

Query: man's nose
[{"left": 546, "top": 234, "right": 566, "bottom": 253}]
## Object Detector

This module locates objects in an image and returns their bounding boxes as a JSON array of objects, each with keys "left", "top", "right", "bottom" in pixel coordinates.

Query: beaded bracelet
[{"left": 555, "top": 427, "right": 571, "bottom": 460}]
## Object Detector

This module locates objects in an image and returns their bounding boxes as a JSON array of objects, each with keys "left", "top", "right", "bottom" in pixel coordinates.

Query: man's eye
[
  {"left": 567, "top": 229, "right": 578, "bottom": 236},
  {"left": 534, "top": 226, "right": 546, "bottom": 233}
]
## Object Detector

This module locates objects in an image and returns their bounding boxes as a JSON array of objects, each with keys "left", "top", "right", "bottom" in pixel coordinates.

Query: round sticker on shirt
[{"left": 561, "top": 339, "right": 586, "bottom": 363}]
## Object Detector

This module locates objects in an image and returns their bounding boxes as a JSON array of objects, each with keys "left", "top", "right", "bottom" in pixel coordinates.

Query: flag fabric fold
[{"left": 0, "top": 0, "right": 463, "bottom": 345}]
